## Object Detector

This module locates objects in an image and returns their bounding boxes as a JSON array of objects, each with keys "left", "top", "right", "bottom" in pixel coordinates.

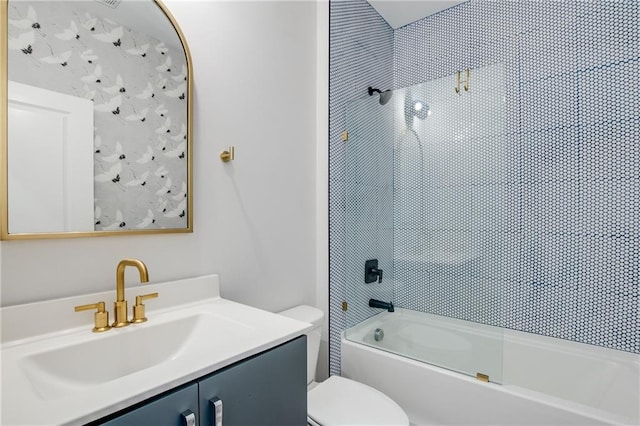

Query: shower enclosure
[
  {"left": 333, "top": 0, "right": 639, "bottom": 422},
  {"left": 344, "top": 63, "right": 511, "bottom": 382}
]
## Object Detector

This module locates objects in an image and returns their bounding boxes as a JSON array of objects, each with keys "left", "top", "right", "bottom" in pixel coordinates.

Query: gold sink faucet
[{"left": 113, "top": 258, "right": 149, "bottom": 327}]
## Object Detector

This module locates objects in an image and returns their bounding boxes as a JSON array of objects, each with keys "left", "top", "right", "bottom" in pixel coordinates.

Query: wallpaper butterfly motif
[{"left": 8, "top": 1, "right": 188, "bottom": 231}]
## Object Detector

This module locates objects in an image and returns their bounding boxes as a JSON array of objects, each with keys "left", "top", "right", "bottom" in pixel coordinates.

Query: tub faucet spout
[{"left": 369, "top": 299, "right": 394, "bottom": 312}]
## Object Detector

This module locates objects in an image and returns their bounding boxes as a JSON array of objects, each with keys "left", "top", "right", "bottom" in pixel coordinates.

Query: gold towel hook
[
  {"left": 464, "top": 68, "right": 470, "bottom": 92},
  {"left": 220, "top": 146, "right": 235, "bottom": 162}
]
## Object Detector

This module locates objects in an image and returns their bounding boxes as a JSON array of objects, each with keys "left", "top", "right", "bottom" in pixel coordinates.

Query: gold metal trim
[
  {"left": 455, "top": 70, "right": 461, "bottom": 94},
  {"left": 0, "top": 0, "right": 194, "bottom": 240},
  {"left": 476, "top": 372, "right": 489, "bottom": 382},
  {"left": 341, "top": 131, "right": 349, "bottom": 142},
  {"left": 220, "top": 146, "right": 235, "bottom": 162},
  {"left": 342, "top": 301, "right": 348, "bottom": 311}
]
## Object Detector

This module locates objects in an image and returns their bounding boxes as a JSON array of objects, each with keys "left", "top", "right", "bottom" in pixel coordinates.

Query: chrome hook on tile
[{"left": 220, "top": 146, "right": 235, "bottom": 162}]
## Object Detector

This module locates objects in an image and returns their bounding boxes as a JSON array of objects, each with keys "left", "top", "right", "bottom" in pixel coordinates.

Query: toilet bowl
[{"left": 279, "top": 305, "right": 409, "bottom": 426}]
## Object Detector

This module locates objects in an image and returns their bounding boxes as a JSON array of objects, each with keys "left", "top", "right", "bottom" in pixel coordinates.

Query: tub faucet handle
[{"left": 365, "top": 259, "right": 383, "bottom": 284}]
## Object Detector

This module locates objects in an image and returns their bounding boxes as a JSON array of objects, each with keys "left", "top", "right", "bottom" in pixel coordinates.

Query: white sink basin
[
  {"left": 20, "top": 312, "right": 252, "bottom": 400},
  {"left": 1, "top": 274, "right": 312, "bottom": 425}
]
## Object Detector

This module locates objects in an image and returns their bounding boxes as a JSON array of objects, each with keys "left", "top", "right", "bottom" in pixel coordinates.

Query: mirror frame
[{"left": 0, "top": 0, "right": 193, "bottom": 240}]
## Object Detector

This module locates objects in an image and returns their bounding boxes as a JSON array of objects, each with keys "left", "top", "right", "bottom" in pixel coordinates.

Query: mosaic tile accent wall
[
  {"left": 393, "top": 0, "right": 639, "bottom": 353},
  {"left": 329, "top": 0, "right": 393, "bottom": 374},
  {"left": 330, "top": 0, "right": 639, "bottom": 374}
]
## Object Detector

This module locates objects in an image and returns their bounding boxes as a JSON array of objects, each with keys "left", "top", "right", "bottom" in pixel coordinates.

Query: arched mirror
[{"left": 1, "top": 0, "right": 192, "bottom": 239}]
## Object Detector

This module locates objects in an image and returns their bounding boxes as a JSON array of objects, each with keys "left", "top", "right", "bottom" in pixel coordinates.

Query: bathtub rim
[
  {"left": 342, "top": 309, "right": 639, "bottom": 425},
  {"left": 341, "top": 335, "right": 639, "bottom": 426}
]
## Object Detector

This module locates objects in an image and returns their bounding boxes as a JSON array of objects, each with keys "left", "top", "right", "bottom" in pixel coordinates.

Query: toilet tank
[{"left": 279, "top": 305, "right": 324, "bottom": 385}]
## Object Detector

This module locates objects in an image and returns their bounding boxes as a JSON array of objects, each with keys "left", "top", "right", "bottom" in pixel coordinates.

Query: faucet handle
[
  {"left": 75, "top": 301, "right": 111, "bottom": 333},
  {"left": 132, "top": 292, "right": 159, "bottom": 323}
]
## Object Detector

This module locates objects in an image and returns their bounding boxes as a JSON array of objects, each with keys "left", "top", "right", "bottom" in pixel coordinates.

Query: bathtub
[{"left": 341, "top": 309, "right": 640, "bottom": 425}]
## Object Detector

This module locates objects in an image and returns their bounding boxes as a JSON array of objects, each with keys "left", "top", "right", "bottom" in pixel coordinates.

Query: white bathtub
[{"left": 342, "top": 309, "right": 640, "bottom": 425}]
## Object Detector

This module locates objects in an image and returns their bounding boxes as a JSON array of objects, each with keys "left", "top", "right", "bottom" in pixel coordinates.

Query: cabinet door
[
  {"left": 100, "top": 384, "right": 198, "bottom": 426},
  {"left": 199, "top": 336, "right": 307, "bottom": 426}
]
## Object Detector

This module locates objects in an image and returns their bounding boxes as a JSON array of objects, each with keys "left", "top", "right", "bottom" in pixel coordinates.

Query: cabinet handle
[
  {"left": 210, "top": 397, "right": 223, "bottom": 426},
  {"left": 180, "top": 409, "right": 197, "bottom": 426}
]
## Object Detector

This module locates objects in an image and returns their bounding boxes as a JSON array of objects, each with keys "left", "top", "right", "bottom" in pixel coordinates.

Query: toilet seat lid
[{"left": 308, "top": 376, "right": 409, "bottom": 426}]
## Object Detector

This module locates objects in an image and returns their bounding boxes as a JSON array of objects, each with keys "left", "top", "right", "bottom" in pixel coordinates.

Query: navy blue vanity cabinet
[
  {"left": 94, "top": 336, "right": 306, "bottom": 426},
  {"left": 199, "top": 335, "right": 307, "bottom": 426},
  {"left": 100, "top": 384, "right": 199, "bottom": 426}
]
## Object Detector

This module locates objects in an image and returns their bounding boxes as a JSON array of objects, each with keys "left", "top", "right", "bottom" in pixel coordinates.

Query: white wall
[{"left": 0, "top": 1, "right": 319, "bottom": 315}]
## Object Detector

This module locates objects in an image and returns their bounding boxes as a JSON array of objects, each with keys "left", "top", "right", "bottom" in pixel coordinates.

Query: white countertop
[{"left": 1, "top": 274, "right": 311, "bottom": 425}]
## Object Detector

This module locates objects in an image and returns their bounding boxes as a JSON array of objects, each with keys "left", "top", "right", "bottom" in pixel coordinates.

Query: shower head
[
  {"left": 379, "top": 90, "right": 393, "bottom": 106},
  {"left": 368, "top": 86, "right": 393, "bottom": 106}
]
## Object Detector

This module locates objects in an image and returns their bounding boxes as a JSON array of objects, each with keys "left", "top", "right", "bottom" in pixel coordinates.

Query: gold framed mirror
[{"left": 0, "top": 0, "right": 192, "bottom": 240}]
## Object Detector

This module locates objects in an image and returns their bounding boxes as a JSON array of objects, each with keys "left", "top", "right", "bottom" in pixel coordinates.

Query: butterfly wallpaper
[{"left": 7, "top": 1, "right": 188, "bottom": 231}]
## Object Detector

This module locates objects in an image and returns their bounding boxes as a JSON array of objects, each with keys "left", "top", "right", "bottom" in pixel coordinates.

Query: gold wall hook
[
  {"left": 455, "top": 69, "right": 470, "bottom": 93},
  {"left": 220, "top": 146, "right": 235, "bottom": 162},
  {"left": 464, "top": 68, "right": 470, "bottom": 92}
]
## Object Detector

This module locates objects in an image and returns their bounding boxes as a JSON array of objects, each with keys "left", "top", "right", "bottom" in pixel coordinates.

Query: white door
[{"left": 8, "top": 81, "right": 94, "bottom": 233}]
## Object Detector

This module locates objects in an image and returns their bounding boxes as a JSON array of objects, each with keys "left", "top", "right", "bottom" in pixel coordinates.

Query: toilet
[{"left": 280, "top": 305, "right": 409, "bottom": 426}]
